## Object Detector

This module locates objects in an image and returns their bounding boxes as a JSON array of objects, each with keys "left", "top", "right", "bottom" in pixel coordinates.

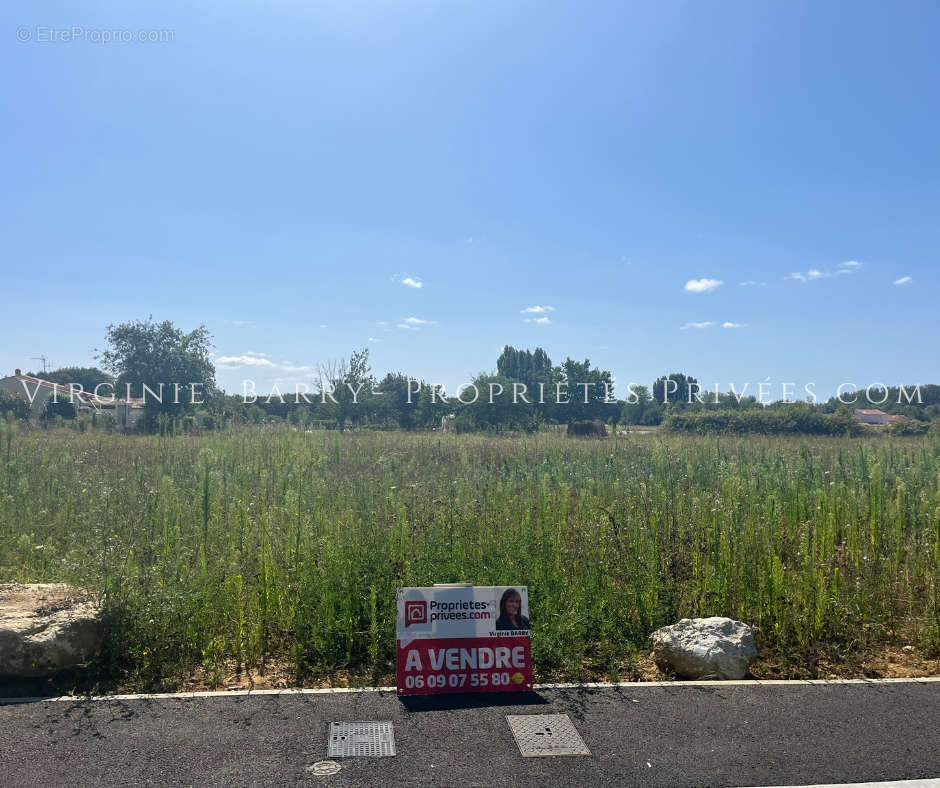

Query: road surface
[{"left": 2, "top": 679, "right": 938, "bottom": 787}]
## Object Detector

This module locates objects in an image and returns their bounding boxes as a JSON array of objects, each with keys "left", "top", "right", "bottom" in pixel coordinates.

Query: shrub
[
  {"left": 663, "top": 407, "right": 861, "bottom": 436},
  {"left": 42, "top": 398, "right": 76, "bottom": 421},
  {"left": 0, "top": 390, "right": 30, "bottom": 421},
  {"left": 889, "top": 419, "right": 929, "bottom": 436}
]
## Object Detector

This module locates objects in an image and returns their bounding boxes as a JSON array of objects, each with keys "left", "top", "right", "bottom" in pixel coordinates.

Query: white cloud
[
  {"left": 397, "top": 323, "right": 418, "bottom": 330},
  {"left": 788, "top": 262, "right": 863, "bottom": 282},
  {"left": 403, "top": 316, "right": 437, "bottom": 325},
  {"left": 216, "top": 354, "right": 276, "bottom": 368},
  {"left": 319, "top": 324, "right": 328, "bottom": 329},
  {"left": 786, "top": 269, "right": 827, "bottom": 283},
  {"left": 524, "top": 317, "right": 551, "bottom": 324},
  {"left": 401, "top": 277, "right": 423, "bottom": 289},
  {"left": 521, "top": 305, "right": 555, "bottom": 314},
  {"left": 680, "top": 321, "right": 715, "bottom": 330},
  {"left": 738, "top": 281, "right": 767, "bottom": 287},
  {"left": 368, "top": 337, "right": 382, "bottom": 342},
  {"left": 722, "top": 321, "right": 746, "bottom": 329},
  {"left": 684, "top": 278, "right": 723, "bottom": 293},
  {"left": 215, "top": 352, "right": 311, "bottom": 372},
  {"left": 893, "top": 276, "right": 913, "bottom": 286}
]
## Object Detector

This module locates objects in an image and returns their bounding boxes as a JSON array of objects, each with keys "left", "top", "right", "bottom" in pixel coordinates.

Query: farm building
[
  {"left": 852, "top": 409, "right": 890, "bottom": 425},
  {"left": 0, "top": 369, "right": 145, "bottom": 428}
]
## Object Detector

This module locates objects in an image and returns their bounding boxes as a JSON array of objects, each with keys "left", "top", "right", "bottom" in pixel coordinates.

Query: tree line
[{"left": 4, "top": 318, "right": 940, "bottom": 433}]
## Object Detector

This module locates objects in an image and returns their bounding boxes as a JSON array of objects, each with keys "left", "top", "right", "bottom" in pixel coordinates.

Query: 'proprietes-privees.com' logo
[{"left": 405, "top": 600, "right": 428, "bottom": 627}]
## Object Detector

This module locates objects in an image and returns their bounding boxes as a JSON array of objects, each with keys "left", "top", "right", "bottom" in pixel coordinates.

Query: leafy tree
[
  {"left": 375, "top": 372, "right": 443, "bottom": 430},
  {"left": 496, "top": 346, "right": 554, "bottom": 389},
  {"left": 452, "top": 374, "right": 541, "bottom": 433},
  {"left": 621, "top": 385, "right": 663, "bottom": 425},
  {"left": 99, "top": 318, "right": 216, "bottom": 430},
  {"left": 496, "top": 346, "right": 560, "bottom": 422},
  {"left": 652, "top": 372, "right": 700, "bottom": 410},
  {"left": 317, "top": 348, "right": 375, "bottom": 430},
  {"left": 555, "top": 357, "right": 615, "bottom": 423}
]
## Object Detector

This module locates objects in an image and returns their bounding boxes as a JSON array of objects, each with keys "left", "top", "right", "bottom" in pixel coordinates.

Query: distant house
[
  {"left": 853, "top": 409, "right": 889, "bottom": 425},
  {"left": 885, "top": 414, "right": 908, "bottom": 424},
  {"left": 0, "top": 369, "right": 94, "bottom": 419},
  {"left": 0, "top": 369, "right": 145, "bottom": 428}
]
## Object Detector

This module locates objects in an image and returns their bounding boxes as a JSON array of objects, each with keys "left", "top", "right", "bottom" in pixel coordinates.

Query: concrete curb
[{"left": 2, "top": 675, "right": 938, "bottom": 705}]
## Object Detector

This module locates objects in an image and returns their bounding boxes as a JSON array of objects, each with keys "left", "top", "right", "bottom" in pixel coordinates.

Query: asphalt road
[{"left": 1, "top": 680, "right": 939, "bottom": 787}]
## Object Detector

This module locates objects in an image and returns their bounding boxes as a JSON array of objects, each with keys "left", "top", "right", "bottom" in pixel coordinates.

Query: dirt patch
[
  {"left": 742, "top": 643, "right": 940, "bottom": 680},
  {"left": 0, "top": 583, "right": 92, "bottom": 618}
]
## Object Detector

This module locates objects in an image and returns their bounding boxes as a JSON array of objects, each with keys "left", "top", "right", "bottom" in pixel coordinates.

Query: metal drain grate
[
  {"left": 506, "top": 714, "right": 591, "bottom": 757},
  {"left": 327, "top": 721, "right": 396, "bottom": 758}
]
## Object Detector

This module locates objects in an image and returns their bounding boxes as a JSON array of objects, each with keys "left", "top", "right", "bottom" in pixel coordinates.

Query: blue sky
[{"left": 2, "top": 1, "right": 938, "bottom": 398}]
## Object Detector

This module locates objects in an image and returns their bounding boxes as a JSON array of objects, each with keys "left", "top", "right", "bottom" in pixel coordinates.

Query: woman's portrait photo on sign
[{"left": 495, "top": 587, "right": 530, "bottom": 631}]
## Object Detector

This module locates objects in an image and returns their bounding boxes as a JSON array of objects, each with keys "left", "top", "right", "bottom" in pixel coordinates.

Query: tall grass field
[{"left": 1, "top": 424, "right": 938, "bottom": 689}]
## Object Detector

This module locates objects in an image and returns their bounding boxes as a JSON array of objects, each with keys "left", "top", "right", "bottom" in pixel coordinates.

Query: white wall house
[
  {"left": 0, "top": 369, "right": 144, "bottom": 428},
  {"left": 0, "top": 369, "right": 93, "bottom": 419}
]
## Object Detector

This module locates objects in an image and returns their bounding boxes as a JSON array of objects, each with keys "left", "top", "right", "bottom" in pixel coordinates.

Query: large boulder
[
  {"left": 650, "top": 617, "right": 756, "bottom": 680},
  {"left": 567, "top": 420, "right": 608, "bottom": 438},
  {"left": 0, "top": 583, "right": 103, "bottom": 677}
]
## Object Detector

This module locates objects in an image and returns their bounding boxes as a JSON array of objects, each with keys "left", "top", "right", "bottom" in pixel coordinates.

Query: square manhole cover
[
  {"left": 506, "top": 714, "right": 591, "bottom": 757},
  {"left": 327, "top": 721, "right": 396, "bottom": 758}
]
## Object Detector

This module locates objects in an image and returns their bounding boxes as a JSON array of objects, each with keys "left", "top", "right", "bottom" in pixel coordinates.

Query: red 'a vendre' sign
[{"left": 396, "top": 585, "right": 534, "bottom": 696}]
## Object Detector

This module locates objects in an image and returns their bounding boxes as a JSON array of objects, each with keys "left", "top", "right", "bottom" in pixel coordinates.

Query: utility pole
[{"left": 31, "top": 355, "right": 50, "bottom": 374}]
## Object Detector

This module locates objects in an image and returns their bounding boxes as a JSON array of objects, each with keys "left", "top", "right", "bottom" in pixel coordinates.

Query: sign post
[{"left": 396, "top": 584, "right": 534, "bottom": 695}]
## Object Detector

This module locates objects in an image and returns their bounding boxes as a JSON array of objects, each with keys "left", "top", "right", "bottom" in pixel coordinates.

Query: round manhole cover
[{"left": 306, "top": 760, "right": 342, "bottom": 776}]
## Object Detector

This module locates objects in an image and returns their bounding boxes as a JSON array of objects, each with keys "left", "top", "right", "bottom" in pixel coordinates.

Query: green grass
[{"left": 1, "top": 423, "right": 938, "bottom": 689}]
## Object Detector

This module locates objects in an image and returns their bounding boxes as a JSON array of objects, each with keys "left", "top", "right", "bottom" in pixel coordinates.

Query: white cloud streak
[
  {"left": 216, "top": 352, "right": 311, "bottom": 372},
  {"left": 521, "top": 305, "right": 555, "bottom": 314},
  {"left": 684, "top": 278, "right": 723, "bottom": 293},
  {"left": 786, "top": 269, "right": 826, "bottom": 283},
  {"left": 216, "top": 354, "right": 276, "bottom": 368},
  {"left": 788, "top": 261, "right": 864, "bottom": 282}
]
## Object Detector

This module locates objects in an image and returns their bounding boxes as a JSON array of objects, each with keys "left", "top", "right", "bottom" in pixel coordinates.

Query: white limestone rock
[
  {"left": 650, "top": 617, "right": 756, "bottom": 680},
  {"left": 0, "top": 583, "right": 103, "bottom": 677}
]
